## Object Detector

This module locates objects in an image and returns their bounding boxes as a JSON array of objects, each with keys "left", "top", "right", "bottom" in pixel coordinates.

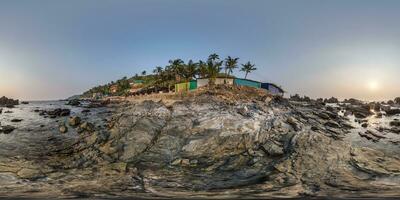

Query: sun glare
[{"left": 367, "top": 80, "right": 379, "bottom": 91}]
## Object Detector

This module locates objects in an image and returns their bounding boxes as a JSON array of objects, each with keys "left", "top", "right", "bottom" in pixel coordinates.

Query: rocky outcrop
[
  {"left": 45, "top": 87, "right": 400, "bottom": 198},
  {"left": 0, "top": 96, "right": 18, "bottom": 107},
  {"left": 36, "top": 108, "right": 71, "bottom": 118},
  {"left": 386, "top": 108, "right": 400, "bottom": 116},
  {"left": 66, "top": 99, "right": 81, "bottom": 106},
  {"left": 0, "top": 125, "right": 16, "bottom": 134},
  {"left": 324, "top": 97, "right": 339, "bottom": 103}
]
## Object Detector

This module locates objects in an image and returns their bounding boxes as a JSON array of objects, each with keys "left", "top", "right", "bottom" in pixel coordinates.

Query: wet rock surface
[{"left": 1, "top": 90, "right": 400, "bottom": 198}]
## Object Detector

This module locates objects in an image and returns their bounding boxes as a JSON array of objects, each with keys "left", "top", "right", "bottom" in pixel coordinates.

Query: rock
[
  {"left": 4, "top": 110, "right": 13, "bottom": 114},
  {"left": 82, "top": 109, "right": 91, "bottom": 113},
  {"left": 389, "top": 120, "right": 400, "bottom": 127},
  {"left": 16, "top": 168, "right": 44, "bottom": 180},
  {"left": 0, "top": 96, "right": 19, "bottom": 107},
  {"left": 59, "top": 125, "right": 68, "bottom": 133},
  {"left": 237, "top": 106, "right": 250, "bottom": 117},
  {"left": 344, "top": 110, "right": 352, "bottom": 116},
  {"left": 287, "top": 117, "right": 301, "bottom": 131},
  {"left": 316, "top": 112, "right": 330, "bottom": 120},
  {"left": 21, "top": 101, "right": 29, "bottom": 104},
  {"left": 343, "top": 98, "right": 363, "bottom": 105},
  {"left": 289, "top": 94, "right": 311, "bottom": 102},
  {"left": 354, "top": 112, "right": 368, "bottom": 119},
  {"left": 66, "top": 99, "right": 81, "bottom": 106},
  {"left": 366, "top": 130, "right": 386, "bottom": 139},
  {"left": 171, "top": 158, "right": 190, "bottom": 166},
  {"left": 381, "top": 105, "right": 391, "bottom": 112},
  {"left": 80, "top": 122, "right": 95, "bottom": 132},
  {"left": 386, "top": 109, "right": 400, "bottom": 116},
  {"left": 51, "top": 88, "right": 400, "bottom": 196},
  {"left": 395, "top": 97, "right": 400, "bottom": 105},
  {"left": 69, "top": 116, "right": 81, "bottom": 127},
  {"left": 0, "top": 125, "right": 16, "bottom": 134},
  {"left": 10, "top": 119, "right": 23, "bottom": 123},
  {"left": 38, "top": 108, "right": 71, "bottom": 118},
  {"left": 261, "top": 141, "right": 284, "bottom": 156},
  {"left": 325, "top": 120, "right": 340, "bottom": 128},
  {"left": 370, "top": 102, "right": 381, "bottom": 112},
  {"left": 358, "top": 132, "right": 378, "bottom": 142},
  {"left": 325, "top": 97, "right": 339, "bottom": 103},
  {"left": 361, "top": 123, "right": 368, "bottom": 128},
  {"left": 391, "top": 127, "right": 400, "bottom": 134},
  {"left": 351, "top": 147, "right": 400, "bottom": 176}
]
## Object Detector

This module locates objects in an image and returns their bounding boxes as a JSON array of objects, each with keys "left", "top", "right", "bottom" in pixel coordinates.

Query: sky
[{"left": 0, "top": 0, "right": 399, "bottom": 101}]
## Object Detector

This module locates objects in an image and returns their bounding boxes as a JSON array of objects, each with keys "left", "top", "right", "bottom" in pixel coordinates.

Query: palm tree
[
  {"left": 207, "top": 53, "right": 222, "bottom": 72},
  {"left": 168, "top": 59, "right": 184, "bottom": 82},
  {"left": 224, "top": 56, "right": 239, "bottom": 77},
  {"left": 240, "top": 62, "right": 257, "bottom": 79},
  {"left": 208, "top": 53, "right": 219, "bottom": 62},
  {"left": 141, "top": 70, "right": 147, "bottom": 76},
  {"left": 206, "top": 55, "right": 223, "bottom": 84},
  {"left": 184, "top": 60, "right": 198, "bottom": 81},
  {"left": 198, "top": 60, "right": 208, "bottom": 78},
  {"left": 153, "top": 66, "right": 163, "bottom": 75}
]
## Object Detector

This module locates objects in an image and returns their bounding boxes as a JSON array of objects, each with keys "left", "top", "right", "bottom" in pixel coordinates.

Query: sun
[{"left": 367, "top": 80, "right": 379, "bottom": 91}]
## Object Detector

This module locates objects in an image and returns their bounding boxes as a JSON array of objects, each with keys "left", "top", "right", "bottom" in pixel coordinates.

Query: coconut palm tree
[
  {"left": 141, "top": 70, "right": 147, "bottom": 76},
  {"left": 240, "top": 61, "right": 257, "bottom": 79},
  {"left": 184, "top": 60, "right": 198, "bottom": 81},
  {"left": 153, "top": 66, "right": 163, "bottom": 75},
  {"left": 198, "top": 60, "right": 208, "bottom": 78},
  {"left": 206, "top": 55, "right": 223, "bottom": 85},
  {"left": 209, "top": 53, "right": 219, "bottom": 60},
  {"left": 208, "top": 53, "right": 222, "bottom": 72},
  {"left": 224, "top": 56, "right": 239, "bottom": 77},
  {"left": 168, "top": 59, "right": 184, "bottom": 81}
]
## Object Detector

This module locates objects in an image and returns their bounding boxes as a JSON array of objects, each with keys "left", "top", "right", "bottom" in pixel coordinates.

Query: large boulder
[
  {"left": 394, "top": 97, "right": 400, "bottom": 105},
  {"left": 389, "top": 120, "right": 400, "bottom": 127},
  {"left": 386, "top": 109, "right": 400, "bottom": 116},
  {"left": 0, "top": 125, "right": 16, "bottom": 134},
  {"left": 66, "top": 99, "right": 81, "bottom": 106},
  {"left": 0, "top": 96, "right": 19, "bottom": 107},
  {"left": 68, "top": 116, "right": 81, "bottom": 127},
  {"left": 325, "top": 97, "right": 339, "bottom": 103},
  {"left": 346, "top": 104, "right": 372, "bottom": 118}
]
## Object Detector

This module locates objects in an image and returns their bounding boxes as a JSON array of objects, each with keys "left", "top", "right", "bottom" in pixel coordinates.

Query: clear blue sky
[{"left": 1, "top": 0, "right": 399, "bottom": 100}]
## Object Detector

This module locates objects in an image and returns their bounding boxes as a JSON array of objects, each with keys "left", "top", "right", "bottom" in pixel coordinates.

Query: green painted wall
[{"left": 234, "top": 79, "right": 261, "bottom": 88}]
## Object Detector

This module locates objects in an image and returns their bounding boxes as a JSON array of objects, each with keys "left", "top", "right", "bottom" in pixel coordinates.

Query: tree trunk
[{"left": 245, "top": 72, "right": 248, "bottom": 79}]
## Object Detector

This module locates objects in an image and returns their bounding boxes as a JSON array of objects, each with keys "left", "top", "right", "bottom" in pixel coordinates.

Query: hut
[
  {"left": 233, "top": 78, "right": 261, "bottom": 88},
  {"left": 175, "top": 80, "right": 197, "bottom": 93},
  {"left": 260, "top": 83, "right": 284, "bottom": 96},
  {"left": 196, "top": 77, "right": 234, "bottom": 88}
]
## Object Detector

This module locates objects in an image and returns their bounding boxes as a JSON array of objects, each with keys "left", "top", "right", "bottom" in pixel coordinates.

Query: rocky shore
[
  {"left": 1, "top": 88, "right": 400, "bottom": 198},
  {"left": 0, "top": 96, "right": 18, "bottom": 108}
]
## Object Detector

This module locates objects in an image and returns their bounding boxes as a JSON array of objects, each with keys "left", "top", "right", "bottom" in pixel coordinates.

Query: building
[
  {"left": 174, "top": 77, "right": 285, "bottom": 96},
  {"left": 175, "top": 80, "right": 197, "bottom": 92},
  {"left": 233, "top": 78, "right": 261, "bottom": 88},
  {"left": 197, "top": 78, "right": 234, "bottom": 88},
  {"left": 261, "top": 83, "right": 285, "bottom": 96}
]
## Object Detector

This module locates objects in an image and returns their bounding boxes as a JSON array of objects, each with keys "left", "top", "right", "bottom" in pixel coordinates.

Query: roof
[
  {"left": 262, "top": 82, "right": 285, "bottom": 93},
  {"left": 233, "top": 78, "right": 261, "bottom": 83}
]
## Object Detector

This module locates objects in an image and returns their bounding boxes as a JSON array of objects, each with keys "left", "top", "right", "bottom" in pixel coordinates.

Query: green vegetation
[
  {"left": 82, "top": 53, "right": 258, "bottom": 97},
  {"left": 241, "top": 61, "right": 257, "bottom": 79}
]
